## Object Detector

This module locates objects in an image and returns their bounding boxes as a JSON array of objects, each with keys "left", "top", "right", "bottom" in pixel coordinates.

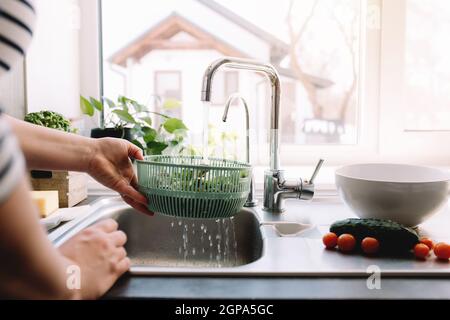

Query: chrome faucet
[
  {"left": 222, "top": 93, "right": 257, "bottom": 207},
  {"left": 201, "top": 57, "right": 323, "bottom": 213}
]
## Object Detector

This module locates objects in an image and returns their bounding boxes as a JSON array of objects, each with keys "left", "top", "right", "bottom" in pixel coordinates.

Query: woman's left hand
[{"left": 87, "top": 137, "right": 153, "bottom": 216}]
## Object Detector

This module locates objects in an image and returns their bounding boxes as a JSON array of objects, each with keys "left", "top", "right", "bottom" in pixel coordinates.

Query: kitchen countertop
[{"left": 74, "top": 195, "right": 450, "bottom": 300}]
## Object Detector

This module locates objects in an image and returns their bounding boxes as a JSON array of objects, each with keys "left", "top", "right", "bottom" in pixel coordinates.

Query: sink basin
[
  {"left": 50, "top": 197, "right": 264, "bottom": 270},
  {"left": 116, "top": 207, "right": 263, "bottom": 268}
]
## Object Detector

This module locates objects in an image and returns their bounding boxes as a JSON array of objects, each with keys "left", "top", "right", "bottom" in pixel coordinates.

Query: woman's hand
[
  {"left": 58, "top": 219, "right": 130, "bottom": 299},
  {"left": 88, "top": 137, "right": 153, "bottom": 216}
]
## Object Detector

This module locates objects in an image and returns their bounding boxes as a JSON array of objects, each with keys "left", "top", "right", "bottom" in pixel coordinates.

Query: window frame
[{"left": 377, "top": 0, "right": 450, "bottom": 165}]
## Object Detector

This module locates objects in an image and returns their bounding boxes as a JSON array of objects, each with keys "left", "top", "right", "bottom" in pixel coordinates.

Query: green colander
[{"left": 136, "top": 155, "right": 252, "bottom": 219}]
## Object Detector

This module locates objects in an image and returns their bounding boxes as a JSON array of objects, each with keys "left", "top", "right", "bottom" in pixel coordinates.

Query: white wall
[
  {"left": 0, "top": 59, "right": 26, "bottom": 119},
  {"left": 26, "top": 0, "right": 81, "bottom": 119}
]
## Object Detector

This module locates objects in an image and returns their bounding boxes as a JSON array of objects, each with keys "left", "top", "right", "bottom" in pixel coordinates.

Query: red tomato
[
  {"left": 414, "top": 243, "right": 430, "bottom": 260},
  {"left": 322, "top": 232, "right": 338, "bottom": 249},
  {"left": 419, "top": 238, "right": 434, "bottom": 250},
  {"left": 337, "top": 234, "right": 356, "bottom": 252},
  {"left": 434, "top": 243, "right": 450, "bottom": 261},
  {"left": 361, "top": 237, "right": 380, "bottom": 255}
]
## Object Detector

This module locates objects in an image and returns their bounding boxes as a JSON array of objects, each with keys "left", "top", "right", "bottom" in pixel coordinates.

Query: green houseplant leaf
[
  {"left": 131, "top": 139, "right": 145, "bottom": 151},
  {"left": 112, "top": 109, "right": 136, "bottom": 124},
  {"left": 140, "top": 116, "right": 152, "bottom": 126},
  {"left": 142, "top": 127, "right": 157, "bottom": 143},
  {"left": 146, "top": 141, "right": 168, "bottom": 155},
  {"left": 80, "top": 96, "right": 94, "bottom": 116},
  {"left": 131, "top": 101, "right": 145, "bottom": 113},
  {"left": 89, "top": 97, "right": 103, "bottom": 111},
  {"left": 163, "top": 118, "right": 188, "bottom": 133}
]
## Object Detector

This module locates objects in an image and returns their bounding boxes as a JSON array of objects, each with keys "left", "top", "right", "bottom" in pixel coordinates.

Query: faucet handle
[
  {"left": 299, "top": 159, "right": 324, "bottom": 201},
  {"left": 308, "top": 159, "right": 324, "bottom": 184}
]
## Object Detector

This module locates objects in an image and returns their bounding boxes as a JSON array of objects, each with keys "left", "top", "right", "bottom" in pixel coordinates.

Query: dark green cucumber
[{"left": 330, "top": 218, "right": 419, "bottom": 252}]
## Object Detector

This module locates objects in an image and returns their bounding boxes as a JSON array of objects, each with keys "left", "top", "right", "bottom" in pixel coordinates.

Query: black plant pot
[{"left": 90, "top": 127, "right": 132, "bottom": 141}]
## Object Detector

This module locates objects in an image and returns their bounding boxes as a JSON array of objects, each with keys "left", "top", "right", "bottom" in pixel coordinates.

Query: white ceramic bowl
[{"left": 335, "top": 163, "right": 450, "bottom": 227}]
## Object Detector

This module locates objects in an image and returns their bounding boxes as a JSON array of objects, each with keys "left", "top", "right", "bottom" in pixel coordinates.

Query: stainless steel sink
[
  {"left": 49, "top": 197, "right": 264, "bottom": 271},
  {"left": 117, "top": 206, "right": 263, "bottom": 268}
]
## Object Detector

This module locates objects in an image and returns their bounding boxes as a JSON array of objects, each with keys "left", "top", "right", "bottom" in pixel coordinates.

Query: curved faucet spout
[
  {"left": 200, "top": 57, "right": 281, "bottom": 171},
  {"left": 222, "top": 93, "right": 257, "bottom": 207},
  {"left": 222, "top": 93, "right": 250, "bottom": 164}
]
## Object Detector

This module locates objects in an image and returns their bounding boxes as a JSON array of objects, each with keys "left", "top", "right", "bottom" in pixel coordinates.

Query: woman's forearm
[
  {"left": 0, "top": 177, "right": 78, "bottom": 299},
  {"left": 6, "top": 115, "right": 95, "bottom": 172}
]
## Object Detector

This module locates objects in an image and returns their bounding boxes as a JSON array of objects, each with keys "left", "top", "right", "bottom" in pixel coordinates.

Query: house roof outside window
[{"left": 108, "top": 0, "right": 332, "bottom": 89}]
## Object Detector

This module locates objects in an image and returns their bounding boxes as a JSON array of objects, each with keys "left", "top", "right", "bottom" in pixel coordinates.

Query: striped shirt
[
  {"left": 0, "top": 0, "right": 35, "bottom": 202},
  {"left": 0, "top": 0, "right": 35, "bottom": 76},
  {"left": 0, "top": 110, "right": 25, "bottom": 202}
]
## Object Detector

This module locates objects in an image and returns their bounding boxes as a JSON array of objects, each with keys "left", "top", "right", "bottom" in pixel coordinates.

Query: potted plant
[
  {"left": 81, "top": 95, "right": 189, "bottom": 156},
  {"left": 80, "top": 95, "right": 134, "bottom": 140},
  {"left": 24, "top": 110, "right": 77, "bottom": 133},
  {"left": 24, "top": 110, "right": 87, "bottom": 208}
]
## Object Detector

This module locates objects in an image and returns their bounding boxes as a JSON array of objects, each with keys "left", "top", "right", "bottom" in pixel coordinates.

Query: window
[
  {"left": 100, "top": 0, "right": 364, "bottom": 164},
  {"left": 87, "top": 0, "right": 449, "bottom": 166}
]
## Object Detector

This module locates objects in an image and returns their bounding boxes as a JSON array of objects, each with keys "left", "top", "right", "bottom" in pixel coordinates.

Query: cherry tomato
[
  {"left": 414, "top": 243, "right": 430, "bottom": 260},
  {"left": 361, "top": 237, "right": 380, "bottom": 255},
  {"left": 322, "top": 232, "right": 338, "bottom": 249},
  {"left": 419, "top": 238, "right": 434, "bottom": 250},
  {"left": 337, "top": 234, "right": 356, "bottom": 252},
  {"left": 434, "top": 242, "right": 450, "bottom": 261}
]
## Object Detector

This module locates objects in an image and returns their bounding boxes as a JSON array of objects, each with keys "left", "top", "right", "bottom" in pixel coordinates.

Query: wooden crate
[{"left": 30, "top": 171, "right": 87, "bottom": 208}]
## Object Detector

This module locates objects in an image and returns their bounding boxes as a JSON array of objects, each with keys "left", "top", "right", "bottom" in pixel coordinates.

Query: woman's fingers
[
  {"left": 116, "top": 179, "right": 148, "bottom": 205},
  {"left": 115, "top": 247, "right": 127, "bottom": 261},
  {"left": 109, "top": 230, "right": 127, "bottom": 247},
  {"left": 115, "top": 257, "right": 131, "bottom": 275},
  {"left": 94, "top": 218, "right": 119, "bottom": 233},
  {"left": 122, "top": 195, "right": 154, "bottom": 216},
  {"left": 127, "top": 142, "right": 144, "bottom": 160}
]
